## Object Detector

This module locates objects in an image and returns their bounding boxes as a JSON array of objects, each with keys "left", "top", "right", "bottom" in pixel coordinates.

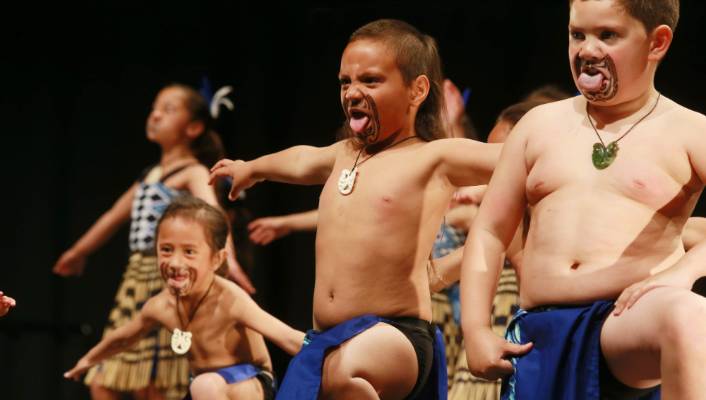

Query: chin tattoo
[
  {"left": 160, "top": 261, "right": 197, "bottom": 296},
  {"left": 342, "top": 93, "right": 381, "bottom": 146},
  {"left": 575, "top": 54, "right": 619, "bottom": 102}
]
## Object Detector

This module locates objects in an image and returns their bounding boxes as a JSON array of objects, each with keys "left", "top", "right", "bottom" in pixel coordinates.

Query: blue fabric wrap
[
  {"left": 276, "top": 314, "right": 448, "bottom": 399},
  {"left": 501, "top": 301, "right": 660, "bottom": 400}
]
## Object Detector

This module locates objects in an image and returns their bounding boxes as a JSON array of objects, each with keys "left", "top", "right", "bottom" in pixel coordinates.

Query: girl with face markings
[
  {"left": 65, "top": 196, "right": 305, "bottom": 400},
  {"left": 210, "top": 19, "right": 501, "bottom": 400},
  {"left": 53, "top": 84, "right": 255, "bottom": 400}
]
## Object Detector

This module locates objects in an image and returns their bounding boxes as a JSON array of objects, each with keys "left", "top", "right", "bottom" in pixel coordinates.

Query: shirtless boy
[
  {"left": 461, "top": 1, "right": 706, "bottom": 398},
  {"left": 210, "top": 19, "right": 500, "bottom": 400}
]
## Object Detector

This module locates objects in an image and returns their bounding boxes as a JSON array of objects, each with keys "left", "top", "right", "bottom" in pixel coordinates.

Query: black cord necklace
[
  {"left": 587, "top": 93, "right": 661, "bottom": 170},
  {"left": 337, "top": 135, "right": 419, "bottom": 195},
  {"left": 170, "top": 277, "right": 215, "bottom": 354}
]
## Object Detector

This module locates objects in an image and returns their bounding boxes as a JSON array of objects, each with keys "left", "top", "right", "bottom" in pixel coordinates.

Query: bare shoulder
[
  {"left": 215, "top": 276, "right": 250, "bottom": 313},
  {"left": 184, "top": 163, "right": 211, "bottom": 181},
  {"left": 516, "top": 97, "right": 579, "bottom": 136},
  {"left": 664, "top": 97, "right": 706, "bottom": 136},
  {"left": 141, "top": 289, "right": 172, "bottom": 320}
]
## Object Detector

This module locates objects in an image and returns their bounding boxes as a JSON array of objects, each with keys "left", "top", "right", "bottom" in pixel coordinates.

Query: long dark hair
[{"left": 166, "top": 83, "right": 225, "bottom": 168}]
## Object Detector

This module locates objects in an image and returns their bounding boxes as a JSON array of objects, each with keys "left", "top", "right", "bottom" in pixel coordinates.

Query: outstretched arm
[
  {"left": 461, "top": 116, "right": 532, "bottom": 380},
  {"left": 63, "top": 296, "right": 160, "bottom": 380},
  {"left": 249, "top": 209, "right": 319, "bottom": 245},
  {"left": 209, "top": 143, "right": 340, "bottom": 201},
  {"left": 53, "top": 183, "right": 137, "bottom": 277},
  {"left": 229, "top": 284, "right": 305, "bottom": 356},
  {"left": 431, "top": 139, "right": 502, "bottom": 187}
]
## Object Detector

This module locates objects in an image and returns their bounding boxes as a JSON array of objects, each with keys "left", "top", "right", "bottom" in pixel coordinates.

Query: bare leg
[
  {"left": 190, "top": 373, "right": 264, "bottom": 400},
  {"left": 601, "top": 286, "right": 706, "bottom": 399},
  {"left": 133, "top": 384, "right": 166, "bottom": 400},
  {"left": 89, "top": 372, "right": 122, "bottom": 400},
  {"left": 320, "top": 322, "right": 418, "bottom": 400}
]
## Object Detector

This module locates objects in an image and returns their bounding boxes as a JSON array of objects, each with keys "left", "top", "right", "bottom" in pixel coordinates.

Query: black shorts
[
  {"left": 385, "top": 317, "right": 436, "bottom": 400},
  {"left": 254, "top": 370, "right": 276, "bottom": 400}
]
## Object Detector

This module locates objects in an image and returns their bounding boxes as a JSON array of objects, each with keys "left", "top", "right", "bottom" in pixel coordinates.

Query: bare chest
[
  {"left": 525, "top": 123, "right": 694, "bottom": 213},
  {"left": 319, "top": 150, "right": 440, "bottom": 224}
]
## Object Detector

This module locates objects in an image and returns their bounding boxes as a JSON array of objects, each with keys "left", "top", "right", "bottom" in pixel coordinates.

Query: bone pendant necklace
[
  {"left": 171, "top": 277, "right": 215, "bottom": 354},
  {"left": 587, "top": 93, "right": 661, "bottom": 170},
  {"left": 338, "top": 135, "right": 418, "bottom": 195}
]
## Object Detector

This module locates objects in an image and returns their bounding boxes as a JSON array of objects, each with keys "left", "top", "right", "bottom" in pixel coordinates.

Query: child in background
[
  {"left": 65, "top": 196, "right": 304, "bottom": 400},
  {"left": 54, "top": 83, "right": 253, "bottom": 399}
]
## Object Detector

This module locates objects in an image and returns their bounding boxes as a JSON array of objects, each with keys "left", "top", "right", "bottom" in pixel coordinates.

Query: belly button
[
  {"left": 328, "top": 291, "right": 334, "bottom": 302},
  {"left": 570, "top": 262, "right": 580, "bottom": 270}
]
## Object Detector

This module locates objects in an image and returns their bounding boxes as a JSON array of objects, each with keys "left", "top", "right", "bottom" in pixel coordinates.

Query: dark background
[{"left": 2, "top": 3, "right": 706, "bottom": 399}]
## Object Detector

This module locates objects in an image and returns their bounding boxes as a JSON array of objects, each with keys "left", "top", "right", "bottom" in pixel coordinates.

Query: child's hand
[
  {"left": 451, "top": 185, "right": 487, "bottom": 207},
  {"left": 64, "top": 358, "right": 91, "bottom": 381},
  {"left": 444, "top": 79, "right": 466, "bottom": 127},
  {"left": 613, "top": 265, "right": 692, "bottom": 316},
  {"left": 209, "top": 159, "right": 261, "bottom": 201},
  {"left": 53, "top": 249, "right": 87, "bottom": 277},
  {"left": 0, "top": 291, "right": 16, "bottom": 317},
  {"left": 466, "top": 327, "right": 532, "bottom": 381},
  {"left": 248, "top": 216, "right": 292, "bottom": 245}
]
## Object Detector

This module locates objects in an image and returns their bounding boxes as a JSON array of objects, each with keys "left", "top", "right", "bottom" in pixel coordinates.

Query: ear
[
  {"left": 212, "top": 248, "right": 227, "bottom": 272},
  {"left": 647, "top": 25, "right": 672, "bottom": 62},
  {"left": 185, "top": 120, "right": 205, "bottom": 140},
  {"left": 409, "top": 75, "right": 430, "bottom": 108}
]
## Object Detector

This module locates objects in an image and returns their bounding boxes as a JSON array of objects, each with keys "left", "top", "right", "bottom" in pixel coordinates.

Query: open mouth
[
  {"left": 348, "top": 109, "right": 371, "bottom": 134},
  {"left": 343, "top": 94, "right": 381, "bottom": 144},
  {"left": 160, "top": 263, "right": 195, "bottom": 295},
  {"left": 574, "top": 56, "right": 618, "bottom": 101}
]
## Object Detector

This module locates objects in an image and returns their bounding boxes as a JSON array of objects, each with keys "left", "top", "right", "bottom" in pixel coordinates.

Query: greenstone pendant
[{"left": 592, "top": 141, "right": 619, "bottom": 170}]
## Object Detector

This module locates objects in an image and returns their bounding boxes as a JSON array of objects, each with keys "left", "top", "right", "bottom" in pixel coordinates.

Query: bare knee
[
  {"left": 190, "top": 373, "right": 228, "bottom": 400},
  {"left": 321, "top": 374, "right": 375, "bottom": 400},
  {"left": 660, "top": 293, "right": 706, "bottom": 350}
]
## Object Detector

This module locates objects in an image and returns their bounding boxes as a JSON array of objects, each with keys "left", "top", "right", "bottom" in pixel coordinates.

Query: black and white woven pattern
[{"left": 128, "top": 182, "right": 182, "bottom": 252}]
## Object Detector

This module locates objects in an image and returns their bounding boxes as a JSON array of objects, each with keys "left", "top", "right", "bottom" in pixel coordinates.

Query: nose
[
  {"left": 149, "top": 108, "right": 162, "bottom": 122},
  {"left": 578, "top": 37, "right": 604, "bottom": 61},
  {"left": 343, "top": 84, "right": 364, "bottom": 105}
]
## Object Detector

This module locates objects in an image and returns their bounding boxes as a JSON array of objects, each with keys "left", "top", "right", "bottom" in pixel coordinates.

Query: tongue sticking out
[
  {"left": 578, "top": 72, "right": 604, "bottom": 92},
  {"left": 349, "top": 116, "right": 370, "bottom": 134}
]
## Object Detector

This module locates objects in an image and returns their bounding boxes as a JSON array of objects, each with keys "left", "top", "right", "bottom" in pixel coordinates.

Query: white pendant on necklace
[
  {"left": 337, "top": 168, "right": 357, "bottom": 195},
  {"left": 171, "top": 328, "right": 192, "bottom": 355}
]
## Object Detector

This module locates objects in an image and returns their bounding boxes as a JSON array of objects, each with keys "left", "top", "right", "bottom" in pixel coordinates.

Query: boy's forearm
[
  {"left": 674, "top": 241, "right": 706, "bottom": 283},
  {"left": 285, "top": 329, "right": 306, "bottom": 356},
  {"left": 461, "top": 229, "right": 505, "bottom": 331}
]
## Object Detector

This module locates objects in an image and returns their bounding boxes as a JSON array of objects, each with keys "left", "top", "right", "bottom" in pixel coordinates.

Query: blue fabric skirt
[
  {"left": 276, "top": 314, "right": 447, "bottom": 399},
  {"left": 502, "top": 301, "right": 660, "bottom": 400}
]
